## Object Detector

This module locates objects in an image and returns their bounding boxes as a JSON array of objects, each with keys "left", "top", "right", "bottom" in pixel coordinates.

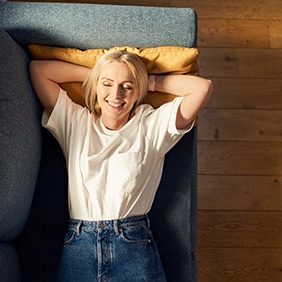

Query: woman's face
[{"left": 96, "top": 62, "right": 139, "bottom": 130}]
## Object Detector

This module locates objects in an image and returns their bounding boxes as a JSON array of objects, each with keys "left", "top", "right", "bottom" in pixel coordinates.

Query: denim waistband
[{"left": 68, "top": 214, "right": 150, "bottom": 235}]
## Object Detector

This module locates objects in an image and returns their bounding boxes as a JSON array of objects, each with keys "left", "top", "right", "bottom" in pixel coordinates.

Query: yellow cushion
[{"left": 28, "top": 45, "right": 199, "bottom": 108}]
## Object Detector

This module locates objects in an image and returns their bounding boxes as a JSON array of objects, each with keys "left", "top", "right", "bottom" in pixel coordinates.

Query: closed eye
[
  {"left": 123, "top": 85, "right": 133, "bottom": 90},
  {"left": 103, "top": 82, "right": 112, "bottom": 87}
]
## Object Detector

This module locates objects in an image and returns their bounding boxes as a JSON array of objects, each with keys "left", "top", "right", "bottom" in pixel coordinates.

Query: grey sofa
[{"left": 0, "top": 2, "right": 198, "bottom": 281}]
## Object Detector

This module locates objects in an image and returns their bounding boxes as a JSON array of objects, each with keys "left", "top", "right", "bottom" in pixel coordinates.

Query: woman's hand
[
  {"left": 153, "top": 74, "right": 213, "bottom": 130},
  {"left": 29, "top": 60, "right": 91, "bottom": 115}
]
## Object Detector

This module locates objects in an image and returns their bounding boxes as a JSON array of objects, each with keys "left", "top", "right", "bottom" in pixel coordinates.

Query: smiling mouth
[{"left": 107, "top": 100, "right": 125, "bottom": 109}]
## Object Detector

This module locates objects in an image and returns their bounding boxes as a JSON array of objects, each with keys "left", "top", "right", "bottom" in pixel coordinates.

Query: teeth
[{"left": 108, "top": 101, "right": 122, "bottom": 107}]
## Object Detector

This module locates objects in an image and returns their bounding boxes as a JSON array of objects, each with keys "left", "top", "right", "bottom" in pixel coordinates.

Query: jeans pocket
[
  {"left": 119, "top": 225, "right": 153, "bottom": 244},
  {"left": 64, "top": 227, "right": 77, "bottom": 245}
]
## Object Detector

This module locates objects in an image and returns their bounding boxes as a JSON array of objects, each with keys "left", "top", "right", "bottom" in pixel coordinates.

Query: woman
[{"left": 30, "top": 50, "right": 213, "bottom": 282}]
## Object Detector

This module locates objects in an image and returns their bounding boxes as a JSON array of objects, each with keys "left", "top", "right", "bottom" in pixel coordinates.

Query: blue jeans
[{"left": 55, "top": 215, "right": 167, "bottom": 282}]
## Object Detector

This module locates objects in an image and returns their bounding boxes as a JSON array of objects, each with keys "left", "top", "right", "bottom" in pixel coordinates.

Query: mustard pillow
[{"left": 28, "top": 45, "right": 199, "bottom": 108}]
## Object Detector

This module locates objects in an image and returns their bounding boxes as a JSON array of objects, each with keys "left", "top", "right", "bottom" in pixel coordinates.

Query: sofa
[{"left": 0, "top": 2, "right": 198, "bottom": 281}]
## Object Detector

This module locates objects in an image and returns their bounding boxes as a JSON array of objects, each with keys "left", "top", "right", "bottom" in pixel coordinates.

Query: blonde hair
[{"left": 82, "top": 50, "right": 148, "bottom": 115}]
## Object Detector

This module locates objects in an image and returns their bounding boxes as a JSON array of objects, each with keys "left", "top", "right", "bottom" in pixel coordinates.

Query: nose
[{"left": 110, "top": 85, "right": 122, "bottom": 99}]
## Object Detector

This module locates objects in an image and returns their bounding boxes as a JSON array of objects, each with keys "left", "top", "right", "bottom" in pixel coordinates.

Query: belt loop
[
  {"left": 114, "top": 219, "right": 120, "bottom": 236},
  {"left": 146, "top": 214, "right": 150, "bottom": 229},
  {"left": 75, "top": 220, "right": 82, "bottom": 235}
]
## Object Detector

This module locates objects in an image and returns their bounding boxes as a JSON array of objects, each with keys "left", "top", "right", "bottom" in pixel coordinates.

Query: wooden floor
[
  {"left": 189, "top": 2, "right": 282, "bottom": 281},
  {"left": 11, "top": 0, "right": 282, "bottom": 281}
]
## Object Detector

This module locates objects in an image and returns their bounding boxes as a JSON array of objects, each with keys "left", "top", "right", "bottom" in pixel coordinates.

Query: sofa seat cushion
[{"left": 0, "top": 28, "right": 41, "bottom": 241}]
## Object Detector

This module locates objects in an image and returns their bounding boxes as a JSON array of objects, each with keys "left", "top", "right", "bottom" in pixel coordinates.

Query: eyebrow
[
  {"left": 101, "top": 77, "right": 135, "bottom": 83},
  {"left": 101, "top": 77, "right": 113, "bottom": 81}
]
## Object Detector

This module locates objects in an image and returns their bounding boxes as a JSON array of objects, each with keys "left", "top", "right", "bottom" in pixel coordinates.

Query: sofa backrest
[{"left": 0, "top": 2, "right": 197, "bottom": 50}]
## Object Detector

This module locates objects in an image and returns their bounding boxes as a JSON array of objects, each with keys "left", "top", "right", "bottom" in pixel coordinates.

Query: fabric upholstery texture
[
  {"left": 0, "top": 27, "right": 41, "bottom": 280},
  {"left": 0, "top": 243, "right": 20, "bottom": 282},
  {"left": 0, "top": 2, "right": 197, "bottom": 50},
  {"left": 0, "top": 28, "right": 41, "bottom": 240}
]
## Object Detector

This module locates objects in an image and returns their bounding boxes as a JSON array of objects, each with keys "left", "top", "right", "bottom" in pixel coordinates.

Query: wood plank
[
  {"left": 205, "top": 77, "right": 282, "bottom": 110},
  {"left": 172, "top": 0, "right": 282, "bottom": 20},
  {"left": 197, "top": 211, "right": 282, "bottom": 248},
  {"left": 198, "top": 109, "right": 282, "bottom": 142},
  {"left": 197, "top": 247, "right": 282, "bottom": 282},
  {"left": 271, "top": 20, "right": 282, "bottom": 48},
  {"left": 198, "top": 47, "right": 282, "bottom": 79},
  {"left": 198, "top": 175, "right": 282, "bottom": 211},
  {"left": 198, "top": 19, "right": 282, "bottom": 49},
  {"left": 198, "top": 141, "right": 282, "bottom": 176}
]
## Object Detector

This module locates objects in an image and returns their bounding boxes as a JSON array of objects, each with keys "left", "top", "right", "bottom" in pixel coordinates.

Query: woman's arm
[
  {"left": 29, "top": 60, "right": 91, "bottom": 115},
  {"left": 153, "top": 74, "right": 213, "bottom": 130}
]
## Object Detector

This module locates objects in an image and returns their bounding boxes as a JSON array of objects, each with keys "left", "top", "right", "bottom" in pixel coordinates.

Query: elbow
[
  {"left": 207, "top": 79, "right": 213, "bottom": 95},
  {"left": 29, "top": 60, "right": 39, "bottom": 72},
  {"left": 205, "top": 79, "right": 213, "bottom": 101},
  {"left": 29, "top": 60, "right": 36, "bottom": 77},
  {"left": 29, "top": 60, "right": 50, "bottom": 78},
  {"left": 29, "top": 60, "right": 42, "bottom": 80}
]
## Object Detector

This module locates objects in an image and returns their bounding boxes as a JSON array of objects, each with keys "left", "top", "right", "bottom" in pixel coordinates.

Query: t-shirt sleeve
[
  {"left": 167, "top": 97, "right": 196, "bottom": 135},
  {"left": 142, "top": 97, "right": 195, "bottom": 156},
  {"left": 42, "top": 88, "right": 84, "bottom": 157}
]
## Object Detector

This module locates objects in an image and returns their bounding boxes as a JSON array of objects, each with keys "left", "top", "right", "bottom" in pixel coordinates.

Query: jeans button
[{"left": 98, "top": 222, "right": 107, "bottom": 228}]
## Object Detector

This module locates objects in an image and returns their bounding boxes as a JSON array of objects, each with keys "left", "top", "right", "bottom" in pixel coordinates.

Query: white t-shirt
[{"left": 43, "top": 89, "right": 194, "bottom": 221}]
